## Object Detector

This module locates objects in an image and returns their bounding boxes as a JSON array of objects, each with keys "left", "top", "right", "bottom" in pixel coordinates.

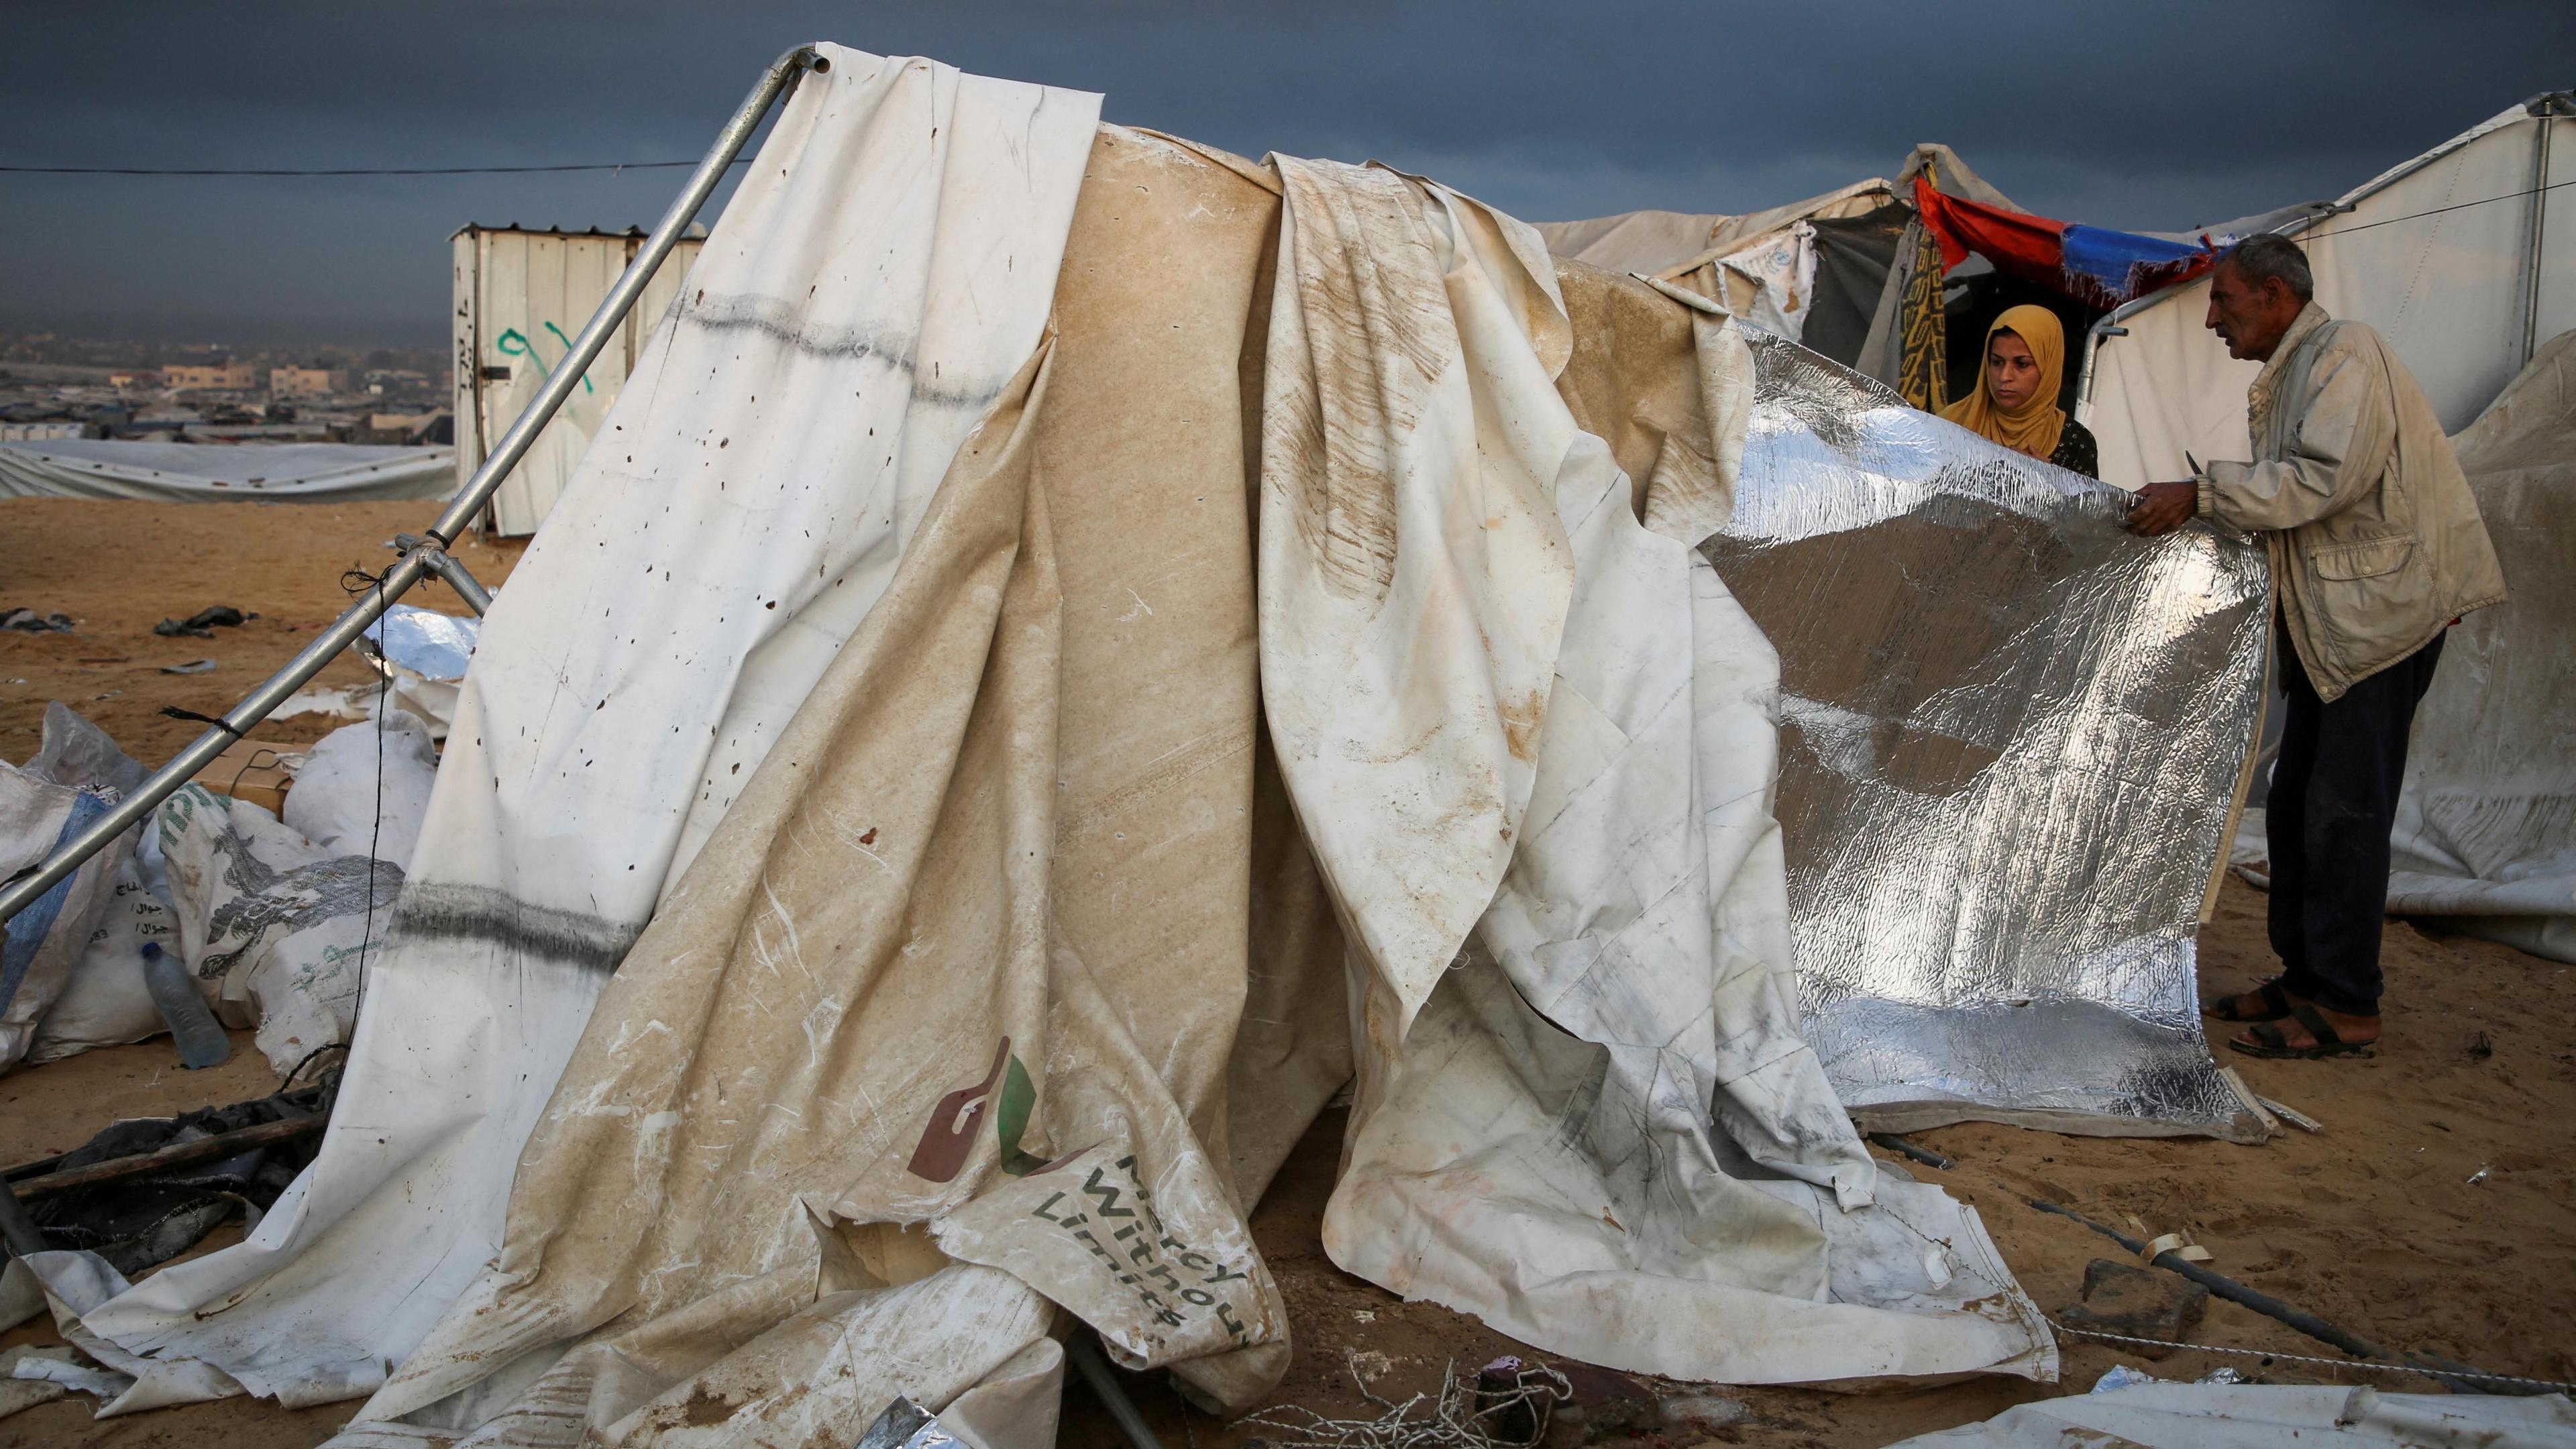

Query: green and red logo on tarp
[{"left": 904, "top": 1036, "right": 1067, "bottom": 1183}]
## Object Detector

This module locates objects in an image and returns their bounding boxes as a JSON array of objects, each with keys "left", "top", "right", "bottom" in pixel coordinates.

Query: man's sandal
[
  {"left": 2229, "top": 1004, "right": 2375, "bottom": 1060},
  {"left": 2203, "top": 979, "right": 2296, "bottom": 1022}
]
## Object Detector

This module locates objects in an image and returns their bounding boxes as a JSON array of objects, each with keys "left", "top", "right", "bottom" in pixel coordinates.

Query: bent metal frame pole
[{"left": 0, "top": 43, "right": 827, "bottom": 929}]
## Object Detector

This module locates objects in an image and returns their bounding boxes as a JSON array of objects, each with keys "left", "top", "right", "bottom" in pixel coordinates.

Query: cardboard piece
[{"left": 191, "top": 741, "right": 299, "bottom": 817}]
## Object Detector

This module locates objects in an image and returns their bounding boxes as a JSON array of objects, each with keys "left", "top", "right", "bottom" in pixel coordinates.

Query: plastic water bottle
[{"left": 141, "top": 941, "right": 231, "bottom": 1069}]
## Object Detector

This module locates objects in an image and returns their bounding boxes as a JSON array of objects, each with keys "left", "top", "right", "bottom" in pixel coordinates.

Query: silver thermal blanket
[{"left": 1705, "top": 336, "right": 2269, "bottom": 1140}]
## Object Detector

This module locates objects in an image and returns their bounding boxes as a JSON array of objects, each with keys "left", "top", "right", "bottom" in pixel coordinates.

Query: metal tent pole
[
  {"left": 2523, "top": 97, "right": 2565, "bottom": 367},
  {"left": 0, "top": 42, "right": 829, "bottom": 928}
]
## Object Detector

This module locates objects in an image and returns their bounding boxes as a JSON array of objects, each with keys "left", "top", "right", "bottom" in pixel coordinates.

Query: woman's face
[{"left": 1986, "top": 329, "right": 2044, "bottom": 411}]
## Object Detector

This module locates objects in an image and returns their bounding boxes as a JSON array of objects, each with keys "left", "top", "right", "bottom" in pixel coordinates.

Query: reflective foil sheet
[{"left": 1703, "top": 335, "right": 2269, "bottom": 1140}]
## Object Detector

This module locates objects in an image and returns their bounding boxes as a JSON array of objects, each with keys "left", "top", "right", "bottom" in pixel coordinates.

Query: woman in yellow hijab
[{"left": 1939, "top": 303, "right": 2098, "bottom": 478}]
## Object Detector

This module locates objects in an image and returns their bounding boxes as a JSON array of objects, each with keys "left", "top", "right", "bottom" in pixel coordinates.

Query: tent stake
[{"left": 0, "top": 42, "right": 829, "bottom": 930}]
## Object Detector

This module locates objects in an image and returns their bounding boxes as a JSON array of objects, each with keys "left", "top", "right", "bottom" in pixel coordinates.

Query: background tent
[
  {"left": 2383, "top": 330, "right": 2576, "bottom": 962},
  {"left": 1538, "top": 146, "right": 2226, "bottom": 421},
  {"left": 449, "top": 225, "right": 705, "bottom": 535},
  {"left": 2082, "top": 92, "right": 2576, "bottom": 489},
  {"left": 0, "top": 440, "right": 454, "bottom": 503}
]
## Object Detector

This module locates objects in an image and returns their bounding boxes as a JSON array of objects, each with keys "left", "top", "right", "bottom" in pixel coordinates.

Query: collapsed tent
[
  {"left": 3, "top": 42, "right": 2298, "bottom": 1445},
  {"left": 2383, "top": 331, "right": 2576, "bottom": 962},
  {"left": 0, "top": 440, "right": 455, "bottom": 502},
  {"left": 2083, "top": 93, "right": 2576, "bottom": 488}
]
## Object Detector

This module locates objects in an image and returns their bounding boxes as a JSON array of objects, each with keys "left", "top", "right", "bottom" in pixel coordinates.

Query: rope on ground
[
  {"left": 2047, "top": 1320, "right": 2576, "bottom": 1395},
  {"left": 1234, "top": 1352, "right": 1568, "bottom": 1449}
]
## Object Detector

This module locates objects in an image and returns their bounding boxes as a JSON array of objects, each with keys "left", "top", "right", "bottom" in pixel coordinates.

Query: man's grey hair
[{"left": 2217, "top": 233, "right": 2314, "bottom": 301}]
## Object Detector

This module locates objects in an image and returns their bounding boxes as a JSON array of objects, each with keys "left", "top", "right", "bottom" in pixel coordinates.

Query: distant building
[
  {"left": 0, "top": 421, "right": 88, "bottom": 442},
  {"left": 166, "top": 361, "right": 258, "bottom": 390},
  {"left": 271, "top": 366, "right": 350, "bottom": 398},
  {"left": 108, "top": 370, "right": 160, "bottom": 389},
  {"left": 366, "top": 407, "right": 453, "bottom": 445}
]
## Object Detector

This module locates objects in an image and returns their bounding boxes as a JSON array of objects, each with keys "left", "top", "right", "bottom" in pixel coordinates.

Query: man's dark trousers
[{"left": 2265, "top": 627, "right": 2445, "bottom": 1016}]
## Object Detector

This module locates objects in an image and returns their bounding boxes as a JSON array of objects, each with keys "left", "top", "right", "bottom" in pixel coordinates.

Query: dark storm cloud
[{"left": 3, "top": 0, "right": 2566, "bottom": 342}]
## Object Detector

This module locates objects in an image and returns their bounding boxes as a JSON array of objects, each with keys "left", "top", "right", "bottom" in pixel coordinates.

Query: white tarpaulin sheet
[
  {"left": 54, "top": 45, "right": 1100, "bottom": 1412},
  {"left": 0, "top": 441, "right": 455, "bottom": 502},
  {"left": 2385, "top": 329, "right": 2576, "bottom": 961},
  {"left": 2084, "top": 102, "right": 2575, "bottom": 490},
  {"left": 1890, "top": 1380, "right": 2576, "bottom": 1448}
]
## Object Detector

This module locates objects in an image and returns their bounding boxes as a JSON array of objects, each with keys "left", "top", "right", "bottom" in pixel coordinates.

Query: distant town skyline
[{"left": 4, "top": 1, "right": 2567, "bottom": 345}]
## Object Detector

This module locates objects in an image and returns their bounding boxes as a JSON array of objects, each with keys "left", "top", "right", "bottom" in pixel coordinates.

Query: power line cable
[
  {"left": 2295, "top": 175, "right": 2576, "bottom": 241},
  {"left": 0, "top": 158, "right": 747, "bottom": 176}
]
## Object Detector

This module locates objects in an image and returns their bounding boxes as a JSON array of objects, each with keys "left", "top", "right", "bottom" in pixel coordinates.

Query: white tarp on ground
[
  {"left": 2083, "top": 99, "right": 2575, "bottom": 490},
  {"left": 1889, "top": 1380, "right": 2576, "bottom": 1448},
  {"left": 0, "top": 441, "right": 455, "bottom": 502},
  {"left": 56, "top": 45, "right": 1100, "bottom": 1413},
  {"left": 2385, "top": 329, "right": 2576, "bottom": 961}
]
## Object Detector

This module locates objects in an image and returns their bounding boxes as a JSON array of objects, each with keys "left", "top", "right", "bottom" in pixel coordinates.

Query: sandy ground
[
  {"left": 1, "top": 500, "right": 2569, "bottom": 1448},
  {"left": 0, "top": 498, "right": 521, "bottom": 763}
]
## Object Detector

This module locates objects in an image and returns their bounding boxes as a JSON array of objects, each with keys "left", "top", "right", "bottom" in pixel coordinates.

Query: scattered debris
[
  {"left": 2467, "top": 1166, "right": 2491, "bottom": 1185},
  {"left": 2468, "top": 1030, "right": 2494, "bottom": 1061},
  {"left": 2141, "top": 1230, "right": 2212, "bottom": 1265},
  {"left": 2255, "top": 1095, "right": 2322, "bottom": 1134},
  {"left": 276, "top": 682, "right": 369, "bottom": 722},
  {"left": 2057, "top": 1259, "right": 2210, "bottom": 1357},
  {"left": 1474, "top": 1357, "right": 1556, "bottom": 1446},
  {"left": 1537, "top": 1362, "right": 1656, "bottom": 1445},
  {"left": 852, "top": 1395, "right": 963, "bottom": 1449},
  {"left": 160, "top": 658, "right": 217, "bottom": 674},
  {"left": 1240, "top": 1352, "right": 1568, "bottom": 1449},
  {"left": 8, "top": 1073, "right": 334, "bottom": 1276},
  {"left": 151, "top": 605, "right": 250, "bottom": 639},
  {"left": 0, "top": 608, "right": 74, "bottom": 633},
  {"left": 0, "top": 1345, "right": 80, "bottom": 1418}
]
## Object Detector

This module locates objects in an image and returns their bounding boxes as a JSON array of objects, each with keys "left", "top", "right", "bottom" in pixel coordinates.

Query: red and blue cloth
[{"left": 1913, "top": 177, "right": 2213, "bottom": 309}]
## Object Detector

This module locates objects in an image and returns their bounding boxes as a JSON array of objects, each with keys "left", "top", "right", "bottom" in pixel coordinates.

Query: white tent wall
[
  {"left": 450, "top": 227, "right": 704, "bottom": 536},
  {"left": 2082, "top": 98, "right": 2575, "bottom": 490}
]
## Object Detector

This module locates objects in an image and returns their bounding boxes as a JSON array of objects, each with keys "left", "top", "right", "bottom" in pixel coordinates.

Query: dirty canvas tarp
[
  {"left": 338, "top": 123, "right": 1294, "bottom": 1446},
  {"left": 1262, "top": 160, "right": 2051, "bottom": 1384},
  {"left": 2385, "top": 330, "right": 2576, "bottom": 962},
  {"left": 0, "top": 441, "right": 455, "bottom": 502},
  {"left": 56, "top": 45, "right": 1101, "bottom": 1413},
  {"left": 1705, "top": 336, "right": 2271, "bottom": 1140}
]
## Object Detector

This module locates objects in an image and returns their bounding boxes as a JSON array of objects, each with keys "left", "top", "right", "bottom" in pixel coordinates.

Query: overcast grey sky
[{"left": 3, "top": 1, "right": 2566, "bottom": 345}]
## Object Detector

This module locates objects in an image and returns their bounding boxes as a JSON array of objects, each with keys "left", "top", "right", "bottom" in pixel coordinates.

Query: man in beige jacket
[{"left": 2126, "top": 234, "right": 2506, "bottom": 1059}]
